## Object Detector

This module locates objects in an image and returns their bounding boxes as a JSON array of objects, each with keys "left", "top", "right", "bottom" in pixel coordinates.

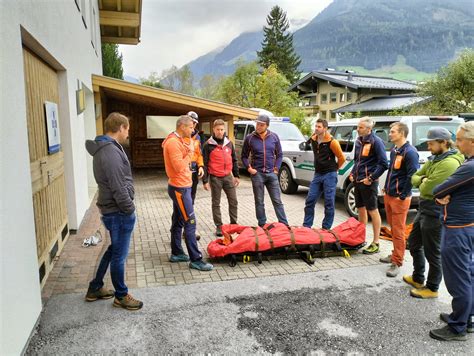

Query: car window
[
  {"left": 413, "top": 122, "right": 459, "bottom": 151},
  {"left": 269, "top": 123, "right": 305, "bottom": 141},
  {"left": 234, "top": 124, "right": 246, "bottom": 140},
  {"left": 373, "top": 122, "right": 395, "bottom": 151},
  {"left": 246, "top": 125, "right": 255, "bottom": 136},
  {"left": 332, "top": 126, "right": 356, "bottom": 152}
]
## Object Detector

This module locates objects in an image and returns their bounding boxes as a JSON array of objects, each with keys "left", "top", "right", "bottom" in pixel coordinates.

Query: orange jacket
[
  {"left": 162, "top": 132, "right": 193, "bottom": 187},
  {"left": 183, "top": 132, "right": 204, "bottom": 167}
]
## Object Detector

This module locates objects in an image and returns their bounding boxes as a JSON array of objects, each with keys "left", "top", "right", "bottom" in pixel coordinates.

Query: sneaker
[
  {"left": 386, "top": 263, "right": 400, "bottom": 277},
  {"left": 429, "top": 325, "right": 467, "bottom": 341},
  {"left": 169, "top": 254, "right": 190, "bottom": 262},
  {"left": 113, "top": 294, "right": 143, "bottom": 311},
  {"left": 440, "top": 313, "right": 474, "bottom": 333},
  {"left": 379, "top": 254, "right": 392, "bottom": 263},
  {"left": 85, "top": 287, "right": 114, "bottom": 302},
  {"left": 363, "top": 242, "right": 379, "bottom": 254},
  {"left": 216, "top": 225, "right": 223, "bottom": 237},
  {"left": 410, "top": 287, "right": 438, "bottom": 299},
  {"left": 402, "top": 275, "right": 424, "bottom": 289},
  {"left": 189, "top": 260, "right": 214, "bottom": 271}
]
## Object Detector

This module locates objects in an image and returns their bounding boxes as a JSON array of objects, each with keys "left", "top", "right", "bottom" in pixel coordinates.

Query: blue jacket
[
  {"left": 433, "top": 156, "right": 474, "bottom": 227},
  {"left": 241, "top": 130, "right": 283, "bottom": 173},
  {"left": 350, "top": 132, "right": 388, "bottom": 181},
  {"left": 384, "top": 142, "right": 419, "bottom": 199}
]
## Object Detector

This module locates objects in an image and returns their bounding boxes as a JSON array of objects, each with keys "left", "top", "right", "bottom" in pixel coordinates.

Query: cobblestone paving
[{"left": 42, "top": 170, "right": 397, "bottom": 301}]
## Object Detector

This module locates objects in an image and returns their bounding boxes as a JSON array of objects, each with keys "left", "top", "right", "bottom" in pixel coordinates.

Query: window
[
  {"left": 340, "top": 93, "right": 345, "bottom": 102},
  {"left": 246, "top": 125, "right": 255, "bottom": 136},
  {"left": 320, "top": 110, "right": 327, "bottom": 119},
  {"left": 330, "top": 92, "right": 337, "bottom": 103},
  {"left": 330, "top": 111, "right": 336, "bottom": 119},
  {"left": 332, "top": 126, "right": 357, "bottom": 152},
  {"left": 320, "top": 94, "right": 328, "bottom": 104},
  {"left": 413, "top": 122, "right": 458, "bottom": 151},
  {"left": 234, "top": 125, "right": 246, "bottom": 140},
  {"left": 347, "top": 92, "right": 353, "bottom": 101},
  {"left": 373, "top": 122, "right": 396, "bottom": 151}
]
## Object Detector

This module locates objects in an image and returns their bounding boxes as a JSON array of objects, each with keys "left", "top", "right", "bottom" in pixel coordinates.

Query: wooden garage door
[{"left": 23, "top": 48, "right": 69, "bottom": 286}]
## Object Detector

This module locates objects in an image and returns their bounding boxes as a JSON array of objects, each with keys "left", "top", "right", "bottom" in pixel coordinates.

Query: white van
[{"left": 278, "top": 116, "right": 465, "bottom": 217}]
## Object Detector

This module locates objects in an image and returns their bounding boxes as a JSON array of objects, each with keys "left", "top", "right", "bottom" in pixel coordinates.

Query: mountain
[{"left": 185, "top": 0, "right": 474, "bottom": 83}]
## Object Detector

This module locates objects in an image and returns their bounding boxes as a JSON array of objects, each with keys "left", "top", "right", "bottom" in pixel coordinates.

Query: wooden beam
[
  {"left": 117, "top": 0, "right": 121, "bottom": 11},
  {"left": 99, "top": 10, "right": 139, "bottom": 27},
  {"left": 101, "top": 36, "right": 139, "bottom": 45},
  {"left": 98, "top": 0, "right": 103, "bottom": 9}
]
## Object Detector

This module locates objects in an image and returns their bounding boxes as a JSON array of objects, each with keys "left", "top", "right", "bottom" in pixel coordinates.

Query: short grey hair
[
  {"left": 359, "top": 116, "right": 375, "bottom": 129},
  {"left": 176, "top": 115, "right": 193, "bottom": 129},
  {"left": 459, "top": 121, "right": 474, "bottom": 140}
]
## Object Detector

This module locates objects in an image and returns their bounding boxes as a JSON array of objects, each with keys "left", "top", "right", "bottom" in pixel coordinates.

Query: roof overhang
[
  {"left": 92, "top": 75, "right": 259, "bottom": 119},
  {"left": 99, "top": 0, "right": 142, "bottom": 45}
]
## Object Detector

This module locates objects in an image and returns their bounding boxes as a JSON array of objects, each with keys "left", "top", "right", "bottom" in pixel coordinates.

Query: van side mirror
[{"left": 299, "top": 141, "right": 311, "bottom": 151}]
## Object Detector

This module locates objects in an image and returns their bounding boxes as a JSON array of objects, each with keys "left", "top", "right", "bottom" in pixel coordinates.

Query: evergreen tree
[
  {"left": 257, "top": 6, "right": 301, "bottom": 83},
  {"left": 101, "top": 44, "right": 124, "bottom": 79}
]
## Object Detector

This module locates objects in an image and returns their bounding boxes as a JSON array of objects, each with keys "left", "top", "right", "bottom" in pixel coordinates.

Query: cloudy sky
[{"left": 120, "top": 0, "right": 332, "bottom": 79}]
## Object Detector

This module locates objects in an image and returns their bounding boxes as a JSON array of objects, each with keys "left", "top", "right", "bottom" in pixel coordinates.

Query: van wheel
[
  {"left": 278, "top": 165, "right": 298, "bottom": 194},
  {"left": 344, "top": 182, "right": 359, "bottom": 218}
]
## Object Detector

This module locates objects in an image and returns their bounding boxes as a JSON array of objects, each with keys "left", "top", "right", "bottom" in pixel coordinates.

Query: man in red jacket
[{"left": 203, "top": 119, "right": 240, "bottom": 237}]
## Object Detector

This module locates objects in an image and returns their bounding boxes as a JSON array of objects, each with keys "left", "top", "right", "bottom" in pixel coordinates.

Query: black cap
[
  {"left": 256, "top": 114, "right": 270, "bottom": 125},
  {"left": 425, "top": 127, "right": 452, "bottom": 141}
]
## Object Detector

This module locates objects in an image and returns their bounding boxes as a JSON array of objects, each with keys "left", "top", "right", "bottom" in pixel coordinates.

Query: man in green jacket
[{"left": 403, "top": 127, "right": 464, "bottom": 299}]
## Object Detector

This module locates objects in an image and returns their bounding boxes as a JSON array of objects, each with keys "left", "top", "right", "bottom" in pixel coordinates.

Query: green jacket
[{"left": 411, "top": 150, "right": 464, "bottom": 200}]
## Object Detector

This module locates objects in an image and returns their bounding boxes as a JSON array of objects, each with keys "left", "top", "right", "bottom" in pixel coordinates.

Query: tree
[
  {"left": 416, "top": 49, "right": 474, "bottom": 114},
  {"left": 101, "top": 44, "right": 123, "bottom": 79},
  {"left": 139, "top": 71, "right": 163, "bottom": 88},
  {"left": 159, "top": 65, "right": 179, "bottom": 91},
  {"left": 257, "top": 6, "right": 301, "bottom": 84},
  {"left": 197, "top": 74, "right": 221, "bottom": 100},
  {"left": 217, "top": 60, "right": 260, "bottom": 107},
  {"left": 159, "top": 65, "right": 195, "bottom": 95}
]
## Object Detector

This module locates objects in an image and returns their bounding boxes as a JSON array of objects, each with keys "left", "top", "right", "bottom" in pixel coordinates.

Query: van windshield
[
  {"left": 413, "top": 122, "right": 459, "bottom": 151},
  {"left": 270, "top": 122, "right": 305, "bottom": 141}
]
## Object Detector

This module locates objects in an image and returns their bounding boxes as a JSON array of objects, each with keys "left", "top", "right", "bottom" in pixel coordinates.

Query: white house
[{"left": 0, "top": 1, "right": 142, "bottom": 354}]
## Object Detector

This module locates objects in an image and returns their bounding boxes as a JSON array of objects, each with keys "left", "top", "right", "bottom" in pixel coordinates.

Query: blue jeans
[
  {"left": 251, "top": 172, "right": 288, "bottom": 226},
  {"left": 441, "top": 225, "right": 474, "bottom": 334},
  {"left": 303, "top": 171, "right": 337, "bottom": 229},
  {"left": 168, "top": 185, "right": 202, "bottom": 262},
  {"left": 89, "top": 211, "right": 136, "bottom": 298}
]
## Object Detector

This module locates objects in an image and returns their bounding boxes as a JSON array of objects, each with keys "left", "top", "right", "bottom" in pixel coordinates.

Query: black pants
[{"left": 408, "top": 210, "right": 442, "bottom": 291}]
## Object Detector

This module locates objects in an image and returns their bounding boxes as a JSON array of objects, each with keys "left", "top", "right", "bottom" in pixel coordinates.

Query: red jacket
[{"left": 202, "top": 136, "right": 239, "bottom": 183}]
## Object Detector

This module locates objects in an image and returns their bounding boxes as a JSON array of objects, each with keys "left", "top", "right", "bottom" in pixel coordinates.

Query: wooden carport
[{"left": 92, "top": 75, "right": 258, "bottom": 168}]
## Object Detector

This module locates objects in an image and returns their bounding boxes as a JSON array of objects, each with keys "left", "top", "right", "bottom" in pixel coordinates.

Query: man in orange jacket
[{"left": 162, "top": 115, "right": 213, "bottom": 271}]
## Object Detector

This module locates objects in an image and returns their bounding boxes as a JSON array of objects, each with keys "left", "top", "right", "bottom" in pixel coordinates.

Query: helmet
[{"left": 187, "top": 111, "right": 199, "bottom": 123}]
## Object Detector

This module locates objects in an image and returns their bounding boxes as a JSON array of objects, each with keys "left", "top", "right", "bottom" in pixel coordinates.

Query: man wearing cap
[
  {"left": 185, "top": 111, "right": 204, "bottom": 240},
  {"left": 403, "top": 127, "right": 464, "bottom": 299},
  {"left": 241, "top": 114, "right": 289, "bottom": 226},
  {"left": 429, "top": 122, "right": 474, "bottom": 341}
]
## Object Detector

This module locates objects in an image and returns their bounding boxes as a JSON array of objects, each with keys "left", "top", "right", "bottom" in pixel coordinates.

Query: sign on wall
[
  {"left": 44, "top": 101, "right": 61, "bottom": 154},
  {"left": 147, "top": 116, "right": 180, "bottom": 139}
]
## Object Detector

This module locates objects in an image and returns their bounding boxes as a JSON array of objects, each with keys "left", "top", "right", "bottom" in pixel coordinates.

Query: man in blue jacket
[
  {"left": 380, "top": 122, "right": 419, "bottom": 277},
  {"left": 242, "top": 114, "right": 288, "bottom": 226},
  {"left": 349, "top": 117, "right": 388, "bottom": 254},
  {"left": 429, "top": 122, "right": 474, "bottom": 342}
]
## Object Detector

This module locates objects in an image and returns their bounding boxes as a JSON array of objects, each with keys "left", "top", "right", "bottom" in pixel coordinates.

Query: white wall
[{"left": 0, "top": 1, "right": 102, "bottom": 354}]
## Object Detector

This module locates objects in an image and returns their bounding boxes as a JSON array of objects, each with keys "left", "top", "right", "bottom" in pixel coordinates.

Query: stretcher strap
[
  {"left": 262, "top": 227, "right": 275, "bottom": 252},
  {"left": 312, "top": 228, "right": 326, "bottom": 257},
  {"left": 326, "top": 229, "right": 342, "bottom": 251},
  {"left": 252, "top": 227, "right": 259, "bottom": 252},
  {"left": 287, "top": 226, "right": 297, "bottom": 251}
]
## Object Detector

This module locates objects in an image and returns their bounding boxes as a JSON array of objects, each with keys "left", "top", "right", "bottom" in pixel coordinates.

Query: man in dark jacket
[
  {"left": 203, "top": 119, "right": 240, "bottom": 236},
  {"left": 429, "top": 122, "right": 474, "bottom": 342},
  {"left": 380, "top": 122, "right": 419, "bottom": 277},
  {"left": 84, "top": 112, "right": 143, "bottom": 311},
  {"left": 241, "top": 114, "right": 288, "bottom": 226},
  {"left": 349, "top": 117, "right": 389, "bottom": 254}
]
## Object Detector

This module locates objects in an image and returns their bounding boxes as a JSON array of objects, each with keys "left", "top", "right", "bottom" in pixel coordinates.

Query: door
[
  {"left": 23, "top": 48, "right": 69, "bottom": 287},
  {"left": 234, "top": 123, "right": 247, "bottom": 168}
]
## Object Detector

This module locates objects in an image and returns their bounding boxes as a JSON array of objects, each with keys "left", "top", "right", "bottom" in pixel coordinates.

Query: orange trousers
[{"left": 383, "top": 194, "right": 411, "bottom": 266}]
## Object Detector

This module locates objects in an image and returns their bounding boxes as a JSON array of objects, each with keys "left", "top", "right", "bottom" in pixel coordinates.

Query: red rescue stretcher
[{"left": 207, "top": 217, "right": 366, "bottom": 266}]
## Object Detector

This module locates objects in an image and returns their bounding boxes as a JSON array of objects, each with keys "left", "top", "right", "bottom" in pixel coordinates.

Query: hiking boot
[
  {"left": 113, "top": 294, "right": 143, "bottom": 311},
  {"left": 189, "top": 260, "right": 214, "bottom": 271},
  {"left": 216, "top": 225, "right": 223, "bottom": 237},
  {"left": 380, "top": 254, "right": 392, "bottom": 263},
  {"left": 169, "top": 254, "right": 190, "bottom": 262},
  {"left": 440, "top": 313, "right": 474, "bottom": 333},
  {"left": 363, "top": 242, "right": 379, "bottom": 254},
  {"left": 85, "top": 287, "right": 114, "bottom": 302},
  {"left": 403, "top": 275, "right": 424, "bottom": 289},
  {"left": 386, "top": 263, "right": 400, "bottom": 277},
  {"left": 429, "top": 325, "right": 467, "bottom": 341},
  {"left": 410, "top": 287, "right": 438, "bottom": 299}
]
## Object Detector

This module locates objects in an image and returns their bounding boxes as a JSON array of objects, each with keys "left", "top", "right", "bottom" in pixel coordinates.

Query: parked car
[{"left": 277, "top": 116, "right": 465, "bottom": 217}]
